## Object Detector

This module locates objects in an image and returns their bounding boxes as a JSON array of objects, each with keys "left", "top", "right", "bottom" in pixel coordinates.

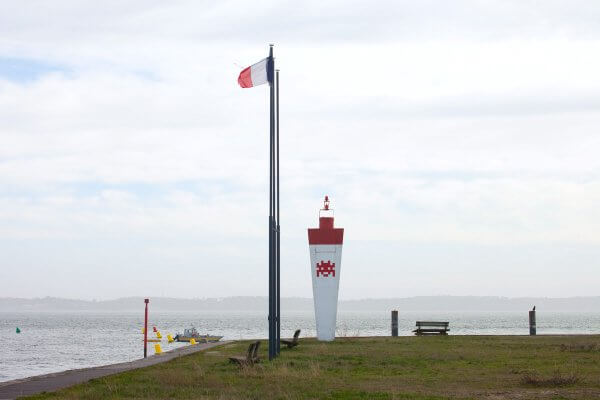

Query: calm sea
[{"left": 1, "top": 310, "right": 599, "bottom": 382}]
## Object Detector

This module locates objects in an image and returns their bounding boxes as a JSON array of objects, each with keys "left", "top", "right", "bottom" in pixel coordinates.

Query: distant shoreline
[{"left": 2, "top": 295, "right": 599, "bottom": 312}]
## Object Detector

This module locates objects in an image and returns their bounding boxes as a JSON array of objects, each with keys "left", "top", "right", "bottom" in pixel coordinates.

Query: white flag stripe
[{"left": 249, "top": 58, "right": 268, "bottom": 86}]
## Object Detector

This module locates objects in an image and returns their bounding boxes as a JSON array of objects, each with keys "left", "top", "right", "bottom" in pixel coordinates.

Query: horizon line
[{"left": 2, "top": 295, "right": 600, "bottom": 302}]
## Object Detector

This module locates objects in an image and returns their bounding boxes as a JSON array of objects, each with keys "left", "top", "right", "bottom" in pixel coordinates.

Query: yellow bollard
[
  {"left": 167, "top": 334, "right": 174, "bottom": 343},
  {"left": 154, "top": 343, "right": 162, "bottom": 354},
  {"left": 156, "top": 331, "right": 162, "bottom": 339},
  {"left": 190, "top": 338, "right": 196, "bottom": 345},
  {"left": 141, "top": 327, "right": 145, "bottom": 334}
]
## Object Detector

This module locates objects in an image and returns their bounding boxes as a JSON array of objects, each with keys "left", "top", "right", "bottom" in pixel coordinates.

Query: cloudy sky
[{"left": 1, "top": 1, "right": 599, "bottom": 300}]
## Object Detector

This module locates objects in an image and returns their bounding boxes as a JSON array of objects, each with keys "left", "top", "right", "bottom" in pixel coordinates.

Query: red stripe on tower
[{"left": 307, "top": 196, "right": 344, "bottom": 245}]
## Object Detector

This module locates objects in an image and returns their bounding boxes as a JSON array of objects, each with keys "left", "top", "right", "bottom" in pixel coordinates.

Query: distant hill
[{"left": 1, "top": 296, "right": 599, "bottom": 312}]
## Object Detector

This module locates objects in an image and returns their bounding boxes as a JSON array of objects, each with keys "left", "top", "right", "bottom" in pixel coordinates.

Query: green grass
[{"left": 27, "top": 336, "right": 600, "bottom": 399}]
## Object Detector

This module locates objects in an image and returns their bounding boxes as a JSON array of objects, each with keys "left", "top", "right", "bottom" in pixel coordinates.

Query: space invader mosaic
[{"left": 316, "top": 260, "right": 335, "bottom": 277}]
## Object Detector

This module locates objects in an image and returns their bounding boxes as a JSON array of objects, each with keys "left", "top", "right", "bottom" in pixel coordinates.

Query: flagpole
[
  {"left": 275, "top": 68, "right": 281, "bottom": 355},
  {"left": 238, "top": 45, "right": 279, "bottom": 360},
  {"left": 268, "top": 44, "right": 276, "bottom": 361}
]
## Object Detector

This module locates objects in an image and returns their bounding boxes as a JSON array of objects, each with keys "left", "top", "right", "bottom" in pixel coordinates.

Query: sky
[{"left": 0, "top": 0, "right": 599, "bottom": 300}]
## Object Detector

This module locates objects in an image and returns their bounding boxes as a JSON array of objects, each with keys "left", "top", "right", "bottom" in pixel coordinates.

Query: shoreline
[
  {"left": 3, "top": 332, "right": 600, "bottom": 384},
  {"left": 10, "top": 335, "right": 600, "bottom": 400},
  {"left": 0, "top": 341, "right": 230, "bottom": 400},
  {"left": 3, "top": 334, "right": 600, "bottom": 391}
]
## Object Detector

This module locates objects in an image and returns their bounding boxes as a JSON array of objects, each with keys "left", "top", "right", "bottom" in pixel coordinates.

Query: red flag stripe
[{"left": 238, "top": 66, "right": 253, "bottom": 88}]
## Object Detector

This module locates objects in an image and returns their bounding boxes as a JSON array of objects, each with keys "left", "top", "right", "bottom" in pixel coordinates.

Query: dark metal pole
[
  {"left": 143, "top": 298, "right": 149, "bottom": 358},
  {"left": 268, "top": 44, "right": 276, "bottom": 361},
  {"left": 276, "top": 69, "right": 281, "bottom": 355}
]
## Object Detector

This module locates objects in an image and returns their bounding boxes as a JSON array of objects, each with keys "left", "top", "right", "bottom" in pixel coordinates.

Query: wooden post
[
  {"left": 391, "top": 310, "right": 398, "bottom": 337},
  {"left": 529, "top": 309, "right": 536, "bottom": 336}
]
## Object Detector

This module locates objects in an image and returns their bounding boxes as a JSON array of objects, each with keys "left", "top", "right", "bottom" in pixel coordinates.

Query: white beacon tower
[{"left": 307, "top": 196, "right": 344, "bottom": 341}]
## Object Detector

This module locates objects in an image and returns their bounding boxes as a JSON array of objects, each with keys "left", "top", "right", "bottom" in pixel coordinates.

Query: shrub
[{"left": 521, "top": 370, "right": 579, "bottom": 387}]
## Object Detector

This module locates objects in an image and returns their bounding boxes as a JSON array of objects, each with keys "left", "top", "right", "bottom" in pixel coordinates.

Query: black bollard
[
  {"left": 529, "top": 309, "right": 536, "bottom": 335},
  {"left": 391, "top": 310, "right": 398, "bottom": 337}
]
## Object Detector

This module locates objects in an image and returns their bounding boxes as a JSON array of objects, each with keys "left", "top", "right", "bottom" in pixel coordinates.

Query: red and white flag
[{"left": 238, "top": 57, "right": 272, "bottom": 88}]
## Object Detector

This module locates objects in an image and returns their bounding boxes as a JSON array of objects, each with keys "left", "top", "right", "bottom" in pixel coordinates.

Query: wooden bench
[
  {"left": 413, "top": 321, "right": 449, "bottom": 335},
  {"left": 229, "top": 341, "right": 261, "bottom": 366},
  {"left": 281, "top": 329, "right": 301, "bottom": 348}
]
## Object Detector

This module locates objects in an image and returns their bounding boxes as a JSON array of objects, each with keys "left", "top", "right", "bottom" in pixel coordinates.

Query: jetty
[{"left": 0, "top": 341, "right": 229, "bottom": 400}]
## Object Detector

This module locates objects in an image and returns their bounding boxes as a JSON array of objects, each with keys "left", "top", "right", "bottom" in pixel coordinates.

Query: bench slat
[{"left": 415, "top": 321, "right": 449, "bottom": 327}]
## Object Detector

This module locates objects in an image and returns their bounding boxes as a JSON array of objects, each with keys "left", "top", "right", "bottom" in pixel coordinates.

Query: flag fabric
[{"left": 238, "top": 57, "right": 273, "bottom": 88}]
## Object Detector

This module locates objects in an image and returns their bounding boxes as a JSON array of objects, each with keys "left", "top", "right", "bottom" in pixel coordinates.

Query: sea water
[{"left": 1, "top": 310, "right": 599, "bottom": 382}]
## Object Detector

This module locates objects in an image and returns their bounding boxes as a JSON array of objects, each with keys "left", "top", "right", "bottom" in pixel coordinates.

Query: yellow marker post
[
  {"left": 156, "top": 331, "right": 162, "bottom": 339},
  {"left": 167, "top": 334, "right": 174, "bottom": 343},
  {"left": 190, "top": 338, "right": 197, "bottom": 345},
  {"left": 154, "top": 343, "right": 162, "bottom": 354}
]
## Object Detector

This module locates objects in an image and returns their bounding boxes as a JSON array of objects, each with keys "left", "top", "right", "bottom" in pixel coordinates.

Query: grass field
[{"left": 27, "top": 335, "right": 600, "bottom": 400}]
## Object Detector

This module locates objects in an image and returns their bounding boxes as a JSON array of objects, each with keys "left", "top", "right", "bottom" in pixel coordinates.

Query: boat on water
[{"left": 174, "top": 327, "right": 223, "bottom": 343}]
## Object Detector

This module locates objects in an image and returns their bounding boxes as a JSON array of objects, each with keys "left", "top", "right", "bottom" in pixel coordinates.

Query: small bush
[
  {"left": 560, "top": 343, "right": 598, "bottom": 352},
  {"left": 521, "top": 370, "right": 579, "bottom": 387}
]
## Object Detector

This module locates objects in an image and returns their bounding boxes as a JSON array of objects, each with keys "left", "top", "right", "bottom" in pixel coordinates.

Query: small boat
[{"left": 174, "top": 327, "right": 222, "bottom": 343}]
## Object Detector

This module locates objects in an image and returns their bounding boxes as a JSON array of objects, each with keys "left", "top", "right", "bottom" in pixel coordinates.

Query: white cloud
[{"left": 0, "top": 0, "right": 599, "bottom": 298}]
